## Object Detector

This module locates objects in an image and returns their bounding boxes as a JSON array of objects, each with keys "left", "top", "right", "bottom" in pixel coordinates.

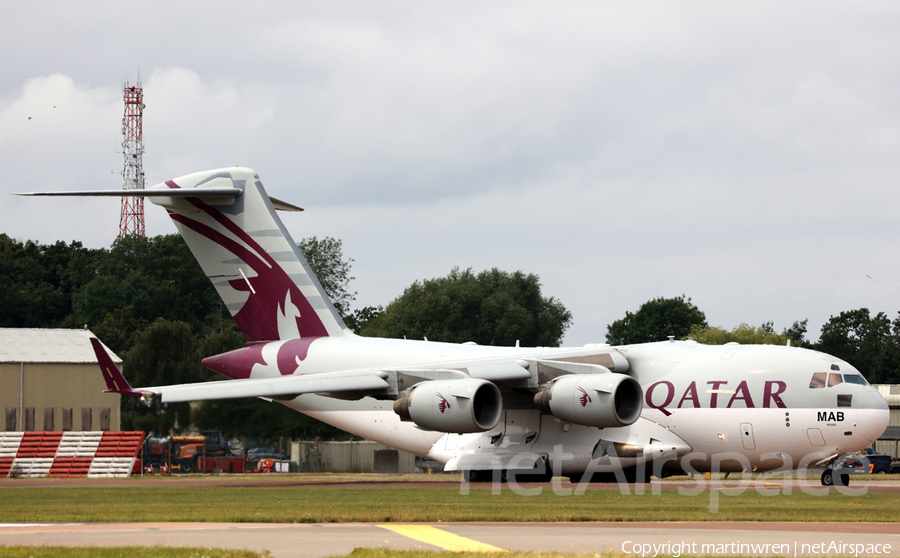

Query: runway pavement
[{"left": 1, "top": 521, "right": 899, "bottom": 557}]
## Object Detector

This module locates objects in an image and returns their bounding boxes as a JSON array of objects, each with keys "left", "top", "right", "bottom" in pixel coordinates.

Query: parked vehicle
[
  {"left": 866, "top": 455, "right": 894, "bottom": 474},
  {"left": 891, "top": 460, "right": 900, "bottom": 474},
  {"left": 173, "top": 430, "right": 233, "bottom": 472},
  {"left": 837, "top": 451, "right": 893, "bottom": 474},
  {"left": 140, "top": 430, "right": 239, "bottom": 473}
]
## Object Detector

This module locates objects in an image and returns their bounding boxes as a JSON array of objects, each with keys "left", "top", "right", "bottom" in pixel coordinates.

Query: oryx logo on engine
[
  {"left": 578, "top": 386, "right": 592, "bottom": 407},
  {"left": 437, "top": 393, "right": 451, "bottom": 413}
]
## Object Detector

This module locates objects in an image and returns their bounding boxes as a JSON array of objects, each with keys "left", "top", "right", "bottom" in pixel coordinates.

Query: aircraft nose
[
  {"left": 857, "top": 387, "right": 890, "bottom": 443},
  {"left": 862, "top": 386, "right": 890, "bottom": 411}
]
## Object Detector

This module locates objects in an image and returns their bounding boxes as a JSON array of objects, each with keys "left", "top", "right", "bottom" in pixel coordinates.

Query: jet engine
[
  {"left": 533, "top": 373, "right": 642, "bottom": 428},
  {"left": 393, "top": 378, "right": 503, "bottom": 433}
]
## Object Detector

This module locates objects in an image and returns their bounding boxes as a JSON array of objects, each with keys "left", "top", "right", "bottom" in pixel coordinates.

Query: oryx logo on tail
[{"left": 166, "top": 184, "right": 329, "bottom": 345}]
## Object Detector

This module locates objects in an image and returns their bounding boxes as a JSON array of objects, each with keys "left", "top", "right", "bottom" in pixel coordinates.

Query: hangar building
[
  {"left": 1, "top": 329, "right": 122, "bottom": 432},
  {"left": 874, "top": 384, "right": 900, "bottom": 457}
]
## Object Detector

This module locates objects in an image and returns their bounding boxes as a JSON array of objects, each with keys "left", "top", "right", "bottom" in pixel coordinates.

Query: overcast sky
[{"left": 2, "top": 2, "right": 899, "bottom": 346}]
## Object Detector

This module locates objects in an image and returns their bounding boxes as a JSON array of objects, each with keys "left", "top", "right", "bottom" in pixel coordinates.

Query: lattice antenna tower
[{"left": 119, "top": 77, "right": 146, "bottom": 238}]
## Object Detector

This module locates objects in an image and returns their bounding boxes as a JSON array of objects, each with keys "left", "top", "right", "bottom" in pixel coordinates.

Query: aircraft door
[
  {"left": 806, "top": 428, "right": 826, "bottom": 447},
  {"left": 740, "top": 422, "right": 756, "bottom": 450}
]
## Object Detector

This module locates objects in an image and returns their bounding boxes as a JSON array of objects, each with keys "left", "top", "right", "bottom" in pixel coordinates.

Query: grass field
[
  {"left": 0, "top": 547, "right": 269, "bottom": 558},
  {"left": 1, "top": 481, "right": 898, "bottom": 523}
]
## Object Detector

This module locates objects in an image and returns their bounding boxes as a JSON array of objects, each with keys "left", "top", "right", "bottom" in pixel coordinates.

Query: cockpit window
[{"left": 810, "top": 372, "right": 866, "bottom": 388}]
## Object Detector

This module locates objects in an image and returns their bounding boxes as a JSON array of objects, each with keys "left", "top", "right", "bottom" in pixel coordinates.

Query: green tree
[
  {"left": 814, "top": 308, "right": 896, "bottom": 383},
  {"left": 343, "top": 305, "right": 383, "bottom": 333},
  {"left": 298, "top": 236, "right": 356, "bottom": 317},
  {"left": 0, "top": 234, "right": 100, "bottom": 328},
  {"left": 120, "top": 319, "right": 199, "bottom": 433},
  {"left": 606, "top": 295, "right": 706, "bottom": 345},
  {"left": 361, "top": 267, "right": 572, "bottom": 346},
  {"left": 782, "top": 319, "right": 809, "bottom": 347},
  {"left": 69, "top": 234, "right": 221, "bottom": 353},
  {"left": 688, "top": 323, "right": 790, "bottom": 345},
  {"left": 881, "top": 315, "right": 900, "bottom": 385},
  {"left": 89, "top": 306, "right": 148, "bottom": 354}
]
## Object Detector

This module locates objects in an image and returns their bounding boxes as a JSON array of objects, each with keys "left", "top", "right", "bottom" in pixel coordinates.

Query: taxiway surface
[{"left": 1, "top": 521, "right": 899, "bottom": 557}]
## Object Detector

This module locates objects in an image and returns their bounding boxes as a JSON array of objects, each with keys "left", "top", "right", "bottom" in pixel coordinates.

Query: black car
[{"left": 890, "top": 459, "right": 900, "bottom": 475}]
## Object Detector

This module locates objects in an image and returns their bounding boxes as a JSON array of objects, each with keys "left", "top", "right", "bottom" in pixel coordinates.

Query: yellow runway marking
[{"left": 380, "top": 524, "right": 507, "bottom": 553}]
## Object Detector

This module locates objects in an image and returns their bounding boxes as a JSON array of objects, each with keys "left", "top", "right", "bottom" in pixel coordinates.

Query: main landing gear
[{"left": 821, "top": 469, "right": 849, "bottom": 486}]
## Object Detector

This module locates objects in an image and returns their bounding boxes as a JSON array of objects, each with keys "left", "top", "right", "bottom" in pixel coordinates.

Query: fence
[{"left": 290, "top": 440, "right": 429, "bottom": 473}]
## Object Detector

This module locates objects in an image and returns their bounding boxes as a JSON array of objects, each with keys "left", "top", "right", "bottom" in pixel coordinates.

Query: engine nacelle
[
  {"left": 393, "top": 378, "right": 503, "bottom": 433},
  {"left": 533, "top": 373, "right": 642, "bottom": 428}
]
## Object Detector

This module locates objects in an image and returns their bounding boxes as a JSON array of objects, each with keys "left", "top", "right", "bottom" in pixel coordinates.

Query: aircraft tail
[{"left": 146, "top": 167, "right": 348, "bottom": 342}]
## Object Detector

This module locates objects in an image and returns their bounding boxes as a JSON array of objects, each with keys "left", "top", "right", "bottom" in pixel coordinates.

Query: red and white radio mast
[{"left": 119, "top": 79, "right": 146, "bottom": 238}]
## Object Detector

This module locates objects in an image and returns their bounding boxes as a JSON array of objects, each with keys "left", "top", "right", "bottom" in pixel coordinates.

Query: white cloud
[
  {"left": 0, "top": 74, "right": 119, "bottom": 182},
  {"left": 2, "top": 2, "right": 900, "bottom": 345},
  {"left": 143, "top": 67, "right": 279, "bottom": 179}
]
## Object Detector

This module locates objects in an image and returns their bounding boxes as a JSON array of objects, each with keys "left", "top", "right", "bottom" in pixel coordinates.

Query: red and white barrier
[{"left": 0, "top": 431, "right": 145, "bottom": 478}]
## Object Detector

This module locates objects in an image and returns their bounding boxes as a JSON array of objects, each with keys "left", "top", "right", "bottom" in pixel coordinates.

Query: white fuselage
[{"left": 267, "top": 336, "right": 889, "bottom": 475}]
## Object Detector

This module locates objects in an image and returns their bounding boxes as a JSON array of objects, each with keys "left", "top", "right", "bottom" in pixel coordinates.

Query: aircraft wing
[
  {"left": 15, "top": 188, "right": 243, "bottom": 197},
  {"left": 140, "top": 370, "right": 390, "bottom": 403},
  {"left": 90, "top": 337, "right": 388, "bottom": 403}
]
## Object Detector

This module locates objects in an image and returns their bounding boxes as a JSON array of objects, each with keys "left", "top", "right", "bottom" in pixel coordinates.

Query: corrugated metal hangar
[
  {"left": 874, "top": 384, "right": 900, "bottom": 456},
  {"left": 0, "top": 329, "right": 122, "bottom": 432}
]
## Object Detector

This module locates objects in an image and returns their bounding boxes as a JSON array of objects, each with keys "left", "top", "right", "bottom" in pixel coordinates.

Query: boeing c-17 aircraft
[{"left": 20, "top": 167, "right": 889, "bottom": 486}]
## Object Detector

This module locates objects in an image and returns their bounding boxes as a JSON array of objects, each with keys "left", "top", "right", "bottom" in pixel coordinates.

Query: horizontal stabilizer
[
  {"left": 268, "top": 196, "right": 304, "bottom": 212},
  {"left": 15, "top": 188, "right": 244, "bottom": 198}
]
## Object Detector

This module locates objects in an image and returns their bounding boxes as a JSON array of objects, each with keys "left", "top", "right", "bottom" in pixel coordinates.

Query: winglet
[{"left": 90, "top": 337, "right": 142, "bottom": 397}]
